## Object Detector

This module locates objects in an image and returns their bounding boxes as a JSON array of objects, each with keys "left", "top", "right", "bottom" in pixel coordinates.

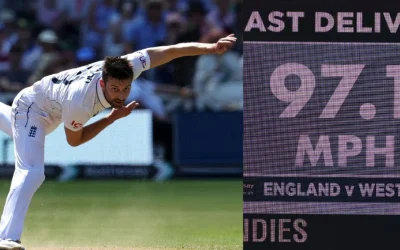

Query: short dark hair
[{"left": 102, "top": 56, "right": 133, "bottom": 84}]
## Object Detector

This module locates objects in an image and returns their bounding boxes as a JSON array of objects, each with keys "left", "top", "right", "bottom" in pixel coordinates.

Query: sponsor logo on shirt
[
  {"left": 71, "top": 120, "right": 83, "bottom": 129},
  {"left": 28, "top": 126, "right": 37, "bottom": 138},
  {"left": 138, "top": 52, "right": 146, "bottom": 69}
]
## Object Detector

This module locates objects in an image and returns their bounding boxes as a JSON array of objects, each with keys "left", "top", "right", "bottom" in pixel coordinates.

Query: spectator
[
  {"left": 0, "top": 44, "right": 30, "bottom": 92},
  {"left": 58, "top": 0, "right": 95, "bottom": 48},
  {"left": 104, "top": 0, "right": 139, "bottom": 56},
  {"left": 0, "top": 0, "right": 242, "bottom": 108},
  {"left": 124, "top": 0, "right": 167, "bottom": 52},
  {"left": 150, "top": 13, "right": 185, "bottom": 84},
  {"left": 193, "top": 29, "right": 243, "bottom": 111},
  {"left": 84, "top": 0, "right": 119, "bottom": 52},
  {"left": 54, "top": 40, "right": 79, "bottom": 72},
  {"left": 75, "top": 46, "right": 96, "bottom": 66},
  {"left": 0, "top": 23, "right": 9, "bottom": 71},
  {"left": 174, "top": 0, "right": 215, "bottom": 14},
  {"left": 170, "top": 1, "right": 216, "bottom": 87},
  {"left": 19, "top": 27, "right": 43, "bottom": 72},
  {"left": 27, "top": 29, "right": 60, "bottom": 84},
  {"left": 35, "top": 0, "right": 67, "bottom": 31},
  {"left": 0, "top": 9, "right": 18, "bottom": 59},
  {"left": 182, "top": 1, "right": 216, "bottom": 42},
  {"left": 2, "top": 0, "right": 35, "bottom": 12},
  {"left": 165, "top": 0, "right": 181, "bottom": 13},
  {"left": 207, "top": 0, "right": 236, "bottom": 30},
  {"left": 124, "top": 0, "right": 167, "bottom": 81},
  {"left": 165, "top": 13, "right": 185, "bottom": 45},
  {"left": 0, "top": 18, "right": 33, "bottom": 72},
  {"left": 61, "top": 0, "right": 94, "bottom": 25},
  {"left": 15, "top": 18, "right": 32, "bottom": 48}
]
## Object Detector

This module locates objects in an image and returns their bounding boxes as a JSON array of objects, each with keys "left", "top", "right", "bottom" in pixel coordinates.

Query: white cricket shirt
[{"left": 28, "top": 50, "right": 151, "bottom": 133}]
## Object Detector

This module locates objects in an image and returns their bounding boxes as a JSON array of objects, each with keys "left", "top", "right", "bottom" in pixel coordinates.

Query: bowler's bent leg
[{"left": 0, "top": 104, "right": 45, "bottom": 241}]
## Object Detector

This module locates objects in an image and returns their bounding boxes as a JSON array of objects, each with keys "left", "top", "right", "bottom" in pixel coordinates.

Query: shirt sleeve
[
  {"left": 123, "top": 50, "right": 151, "bottom": 80},
  {"left": 62, "top": 103, "right": 91, "bottom": 131}
]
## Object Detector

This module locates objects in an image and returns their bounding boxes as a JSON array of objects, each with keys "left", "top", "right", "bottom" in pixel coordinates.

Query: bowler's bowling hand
[
  {"left": 208, "top": 34, "right": 237, "bottom": 54},
  {"left": 107, "top": 101, "right": 139, "bottom": 122}
]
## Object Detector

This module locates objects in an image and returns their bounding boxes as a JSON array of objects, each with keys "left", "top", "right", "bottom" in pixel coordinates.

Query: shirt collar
[{"left": 96, "top": 80, "right": 111, "bottom": 108}]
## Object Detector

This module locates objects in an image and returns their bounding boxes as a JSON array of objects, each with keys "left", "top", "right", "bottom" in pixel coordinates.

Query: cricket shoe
[{"left": 0, "top": 239, "right": 25, "bottom": 250}]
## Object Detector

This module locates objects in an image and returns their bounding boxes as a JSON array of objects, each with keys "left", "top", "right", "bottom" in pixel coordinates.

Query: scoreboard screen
[{"left": 243, "top": 0, "right": 400, "bottom": 249}]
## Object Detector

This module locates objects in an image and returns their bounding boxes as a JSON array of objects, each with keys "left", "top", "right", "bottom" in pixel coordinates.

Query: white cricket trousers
[{"left": 0, "top": 89, "right": 50, "bottom": 241}]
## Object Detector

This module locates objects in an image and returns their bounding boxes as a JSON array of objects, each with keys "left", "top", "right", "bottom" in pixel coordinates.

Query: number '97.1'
[{"left": 270, "top": 64, "right": 400, "bottom": 119}]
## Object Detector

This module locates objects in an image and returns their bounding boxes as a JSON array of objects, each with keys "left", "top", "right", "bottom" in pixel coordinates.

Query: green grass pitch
[{"left": 0, "top": 179, "right": 242, "bottom": 250}]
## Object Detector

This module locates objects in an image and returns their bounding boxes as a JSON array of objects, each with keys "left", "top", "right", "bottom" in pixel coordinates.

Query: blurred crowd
[
  {"left": 0, "top": 0, "right": 243, "bottom": 114},
  {"left": 0, "top": 0, "right": 243, "bottom": 163}
]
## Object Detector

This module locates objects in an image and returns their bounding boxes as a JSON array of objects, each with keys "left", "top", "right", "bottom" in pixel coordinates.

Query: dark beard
[
  {"left": 104, "top": 92, "right": 122, "bottom": 109},
  {"left": 111, "top": 100, "right": 124, "bottom": 109}
]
